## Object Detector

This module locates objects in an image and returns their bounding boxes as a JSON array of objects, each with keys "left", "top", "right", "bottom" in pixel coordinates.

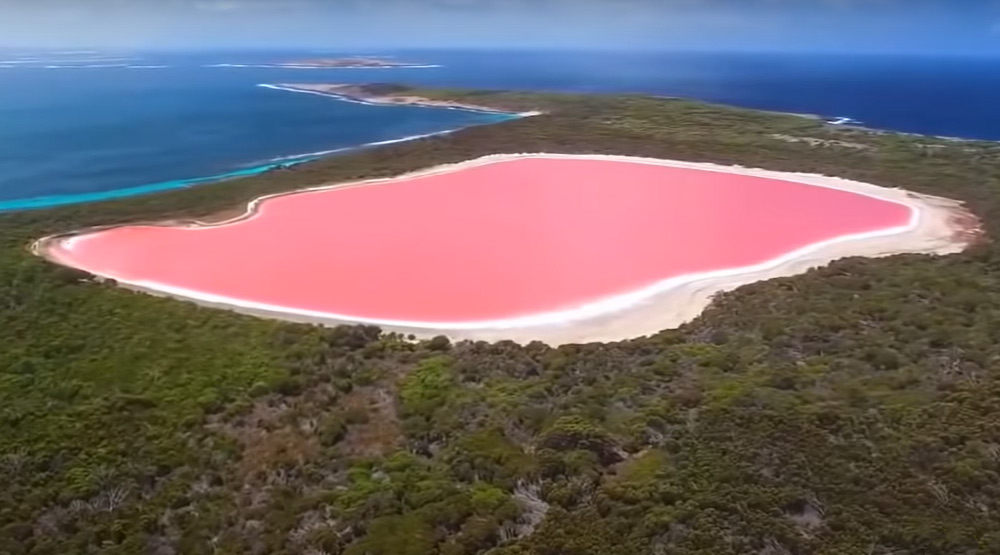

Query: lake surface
[
  {"left": 2, "top": 49, "right": 999, "bottom": 210},
  {"left": 48, "top": 156, "right": 910, "bottom": 324}
]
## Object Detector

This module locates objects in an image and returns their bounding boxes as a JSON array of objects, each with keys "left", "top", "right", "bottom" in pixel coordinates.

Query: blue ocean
[{"left": 2, "top": 49, "right": 999, "bottom": 211}]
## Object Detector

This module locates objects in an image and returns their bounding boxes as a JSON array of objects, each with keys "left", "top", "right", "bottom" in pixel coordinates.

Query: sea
[{"left": 2, "top": 49, "right": 999, "bottom": 211}]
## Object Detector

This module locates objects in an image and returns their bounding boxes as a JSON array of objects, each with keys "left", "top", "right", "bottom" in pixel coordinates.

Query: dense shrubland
[{"left": 2, "top": 87, "right": 1000, "bottom": 554}]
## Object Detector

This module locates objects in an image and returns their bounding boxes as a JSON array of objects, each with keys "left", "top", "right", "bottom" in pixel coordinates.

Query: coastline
[
  {"left": 262, "top": 83, "right": 543, "bottom": 117},
  {"left": 34, "top": 153, "right": 980, "bottom": 345},
  {"left": 0, "top": 87, "right": 528, "bottom": 213},
  {"left": 4, "top": 78, "right": 984, "bottom": 214}
]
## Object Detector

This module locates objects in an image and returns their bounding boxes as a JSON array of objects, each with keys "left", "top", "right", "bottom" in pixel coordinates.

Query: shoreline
[
  {"left": 263, "top": 83, "right": 543, "bottom": 117},
  {"left": 34, "top": 153, "right": 980, "bottom": 345},
  {"left": 4, "top": 80, "right": 988, "bottom": 214},
  {"left": 0, "top": 87, "right": 531, "bottom": 213}
]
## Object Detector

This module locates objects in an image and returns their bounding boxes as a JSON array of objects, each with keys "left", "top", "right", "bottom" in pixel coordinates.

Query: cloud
[
  {"left": 0, "top": 0, "right": 996, "bottom": 53},
  {"left": 190, "top": 0, "right": 319, "bottom": 11}
]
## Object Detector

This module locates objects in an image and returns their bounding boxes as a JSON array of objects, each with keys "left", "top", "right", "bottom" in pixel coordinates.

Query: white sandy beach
[{"left": 35, "top": 153, "right": 979, "bottom": 345}]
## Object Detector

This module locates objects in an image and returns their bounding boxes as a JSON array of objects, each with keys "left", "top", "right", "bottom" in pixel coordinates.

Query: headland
[{"left": 265, "top": 83, "right": 542, "bottom": 116}]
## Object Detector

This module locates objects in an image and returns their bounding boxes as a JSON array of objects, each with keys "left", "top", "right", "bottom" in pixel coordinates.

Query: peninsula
[{"left": 267, "top": 82, "right": 533, "bottom": 115}]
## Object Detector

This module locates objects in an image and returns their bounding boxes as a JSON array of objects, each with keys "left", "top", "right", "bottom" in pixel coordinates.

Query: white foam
[
  {"left": 6, "top": 57, "right": 133, "bottom": 65},
  {"left": 205, "top": 63, "right": 441, "bottom": 69},
  {"left": 366, "top": 129, "right": 458, "bottom": 146},
  {"left": 257, "top": 83, "right": 392, "bottom": 107},
  {"left": 260, "top": 147, "right": 352, "bottom": 163},
  {"left": 41, "top": 64, "right": 129, "bottom": 69},
  {"left": 260, "top": 128, "right": 459, "bottom": 164}
]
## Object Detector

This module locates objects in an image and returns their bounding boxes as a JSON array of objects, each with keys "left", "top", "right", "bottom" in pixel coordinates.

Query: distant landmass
[{"left": 280, "top": 57, "right": 437, "bottom": 69}]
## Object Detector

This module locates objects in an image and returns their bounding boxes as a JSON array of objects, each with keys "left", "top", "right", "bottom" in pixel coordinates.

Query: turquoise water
[
  {"left": 0, "top": 156, "right": 311, "bottom": 211},
  {"left": 0, "top": 123, "right": 512, "bottom": 212}
]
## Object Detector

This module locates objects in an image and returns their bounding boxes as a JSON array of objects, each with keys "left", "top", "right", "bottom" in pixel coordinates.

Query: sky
[{"left": 1, "top": 0, "right": 999, "bottom": 54}]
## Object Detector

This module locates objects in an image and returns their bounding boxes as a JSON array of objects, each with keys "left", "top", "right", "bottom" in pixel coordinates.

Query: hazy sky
[{"left": 1, "top": 0, "right": 999, "bottom": 53}]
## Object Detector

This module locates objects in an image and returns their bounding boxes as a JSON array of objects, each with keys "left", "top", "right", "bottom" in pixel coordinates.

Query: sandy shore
[
  {"left": 267, "top": 83, "right": 542, "bottom": 117},
  {"left": 34, "top": 153, "right": 979, "bottom": 345}
]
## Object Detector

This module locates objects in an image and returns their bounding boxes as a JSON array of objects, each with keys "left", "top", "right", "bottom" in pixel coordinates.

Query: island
[
  {"left": 279, "top": 57, "right": 436, "bottom": 69},
  {"left": 3, "top": 85, "right": 996, "bottom": 555}
]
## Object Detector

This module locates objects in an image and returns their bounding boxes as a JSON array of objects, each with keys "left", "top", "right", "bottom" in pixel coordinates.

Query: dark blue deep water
[{"left": 2, "top": 49, "right": 999, "bottom": 210}]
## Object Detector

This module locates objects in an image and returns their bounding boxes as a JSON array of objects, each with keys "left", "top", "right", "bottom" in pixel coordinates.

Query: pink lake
[{"left": 49, "top": 157, "right": 912, "bottom": 323}]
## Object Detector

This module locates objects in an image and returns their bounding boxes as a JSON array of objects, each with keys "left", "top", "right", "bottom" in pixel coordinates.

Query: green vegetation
[{"left": 2, "top": 85, "right": 1000, "bottom": 553}]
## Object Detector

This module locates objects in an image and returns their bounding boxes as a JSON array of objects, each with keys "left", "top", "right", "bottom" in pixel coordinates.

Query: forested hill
[{"left": 2, "top": 86, "right": 1000, "bottom": 554}]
